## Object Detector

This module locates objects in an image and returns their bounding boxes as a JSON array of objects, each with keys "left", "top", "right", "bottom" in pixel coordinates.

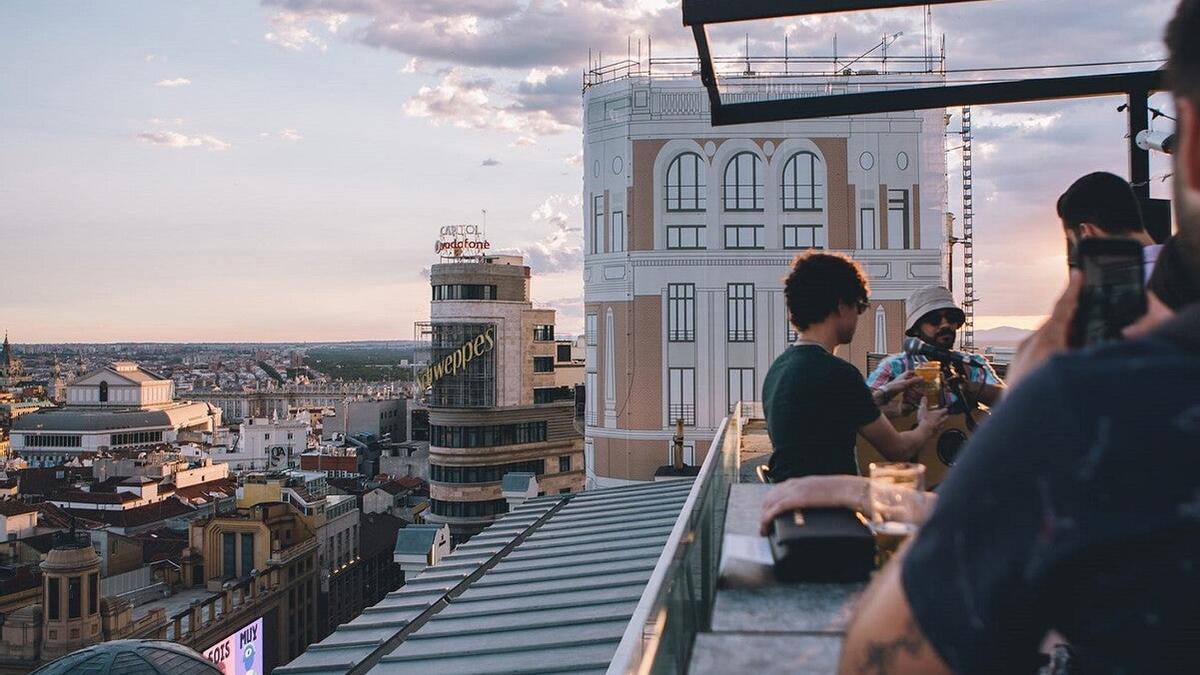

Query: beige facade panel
[
  {"left": 431, "top": 263, "right": 529, "bottom": 302},
  {"left": 813, "top": 137, "right": 851, "bottom": 250},
  {"left": 630, "top": 139, "right": 667, "bottom": 252},
  {"left": 590, "top": 436, "right": 668, "bottom": 482}
]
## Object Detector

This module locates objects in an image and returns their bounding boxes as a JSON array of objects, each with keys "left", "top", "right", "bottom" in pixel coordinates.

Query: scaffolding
[{"left": 960, "top": 106, "right": 977, "bottom": 352}]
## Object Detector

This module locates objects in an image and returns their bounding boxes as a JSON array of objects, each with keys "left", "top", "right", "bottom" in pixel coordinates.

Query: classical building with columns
[
  {"left": 10, "top": 362, "right": 221, "bottom": 467},
  {"left": 582, "top": 56, "right": 948, "bottom": 486}
]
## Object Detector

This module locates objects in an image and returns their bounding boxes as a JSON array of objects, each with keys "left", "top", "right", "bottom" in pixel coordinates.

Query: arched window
[
  {"left": 782, "top": 151, "right": 824, "bottom": 211},
  {"left": 723, "top": 152, "right": 764, "bottom": 211},
  {"left": 98, "top": 380, "right": 108, "bottom": 403},
  {"left": 874, "top": 306, "right": 888, "bottom": 353},
  {"left": 665, "top": 152, "right": 706, "bottom": 211}
]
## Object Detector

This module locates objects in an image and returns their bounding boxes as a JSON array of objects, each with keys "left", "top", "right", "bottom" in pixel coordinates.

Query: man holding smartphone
[{"left": 1058, "top": 170, "right": 1163, "bottom": 281}]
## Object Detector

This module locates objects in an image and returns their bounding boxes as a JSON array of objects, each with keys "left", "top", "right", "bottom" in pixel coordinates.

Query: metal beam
[
  {"left": 1127, "top": 91, "right": 1151, "bottom": 201},
  {"left": 682, "top": 0, "right": 982, "bottom": 26},
  {"left": 705, "top": 70, "right": 1166, "bottom": 126}
]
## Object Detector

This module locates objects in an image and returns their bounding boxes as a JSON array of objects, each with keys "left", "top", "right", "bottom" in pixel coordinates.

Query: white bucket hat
[{"left": 905, "top": 286, "right": 965, "bottom": 336}]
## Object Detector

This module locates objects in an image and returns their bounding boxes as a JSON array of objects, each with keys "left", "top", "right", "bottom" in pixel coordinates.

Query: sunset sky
[{"left": 0, "top": 0, "right": 1179, "bottom": 342}]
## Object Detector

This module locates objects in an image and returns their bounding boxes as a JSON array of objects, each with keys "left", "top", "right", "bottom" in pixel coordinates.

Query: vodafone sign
[{"left": 435, "top": 224, "right": 490, "bottom": 257}]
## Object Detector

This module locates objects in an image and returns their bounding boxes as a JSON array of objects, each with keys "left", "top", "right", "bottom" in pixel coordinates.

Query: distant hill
[{"left": 974, "top": 326, "right": 1034, "bottom": 348}]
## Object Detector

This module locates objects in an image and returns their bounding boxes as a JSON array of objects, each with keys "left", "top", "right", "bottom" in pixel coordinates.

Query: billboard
[{"left": 203, "top": 617, "right": 263, "bottom": 675}]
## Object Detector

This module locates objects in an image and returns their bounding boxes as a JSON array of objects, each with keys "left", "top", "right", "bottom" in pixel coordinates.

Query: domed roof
[{"left": 31, "top": 640, "right": 220, "bottom": 675}]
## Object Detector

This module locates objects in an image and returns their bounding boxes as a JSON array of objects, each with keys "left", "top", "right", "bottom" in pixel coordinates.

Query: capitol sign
[{"left": 435, "top": 224, "right": 490, "bottom": 257}]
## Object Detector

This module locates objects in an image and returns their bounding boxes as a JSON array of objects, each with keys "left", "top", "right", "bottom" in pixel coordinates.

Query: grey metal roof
[
  {"left": 500, "top": 471, "right": 536, "bottom": 492},
  {"left": 11, "top": 402, "right": 214, "bottom": 433},
  {"left": 394, "top": 524, "right": 442, "bottom": 555},
  {"left": 275, "top": 479, "right": 694, "bottom": 675}
]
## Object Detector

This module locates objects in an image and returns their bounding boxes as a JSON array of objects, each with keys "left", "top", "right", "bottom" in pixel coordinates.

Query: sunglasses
[
  {"left": 921, "top": 309, "right": 962, "bottom": 326},
  {"left": 855, "top": 299, "right": 871, "bottom": 315}
]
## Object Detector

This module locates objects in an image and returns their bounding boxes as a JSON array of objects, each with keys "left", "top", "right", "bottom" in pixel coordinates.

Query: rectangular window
[
  {"left": 534, "top": 387, "right": 573, "bottom": 404},
  {"left": 888, "top": 189, "right": 911, "bottom": 249},
  {"left": 592, "top": 194, "right": 604, "bottom": 254},
  {"left": 668, "top": 368, "right": 696, "bottom": 426},
  {"left": 68, "top": 576, "right": 81, "bottom": 619},
  {"left": 47, "top": 577, "right": 60, "bottom": 620},
  {"left": 533, "top": 356, "right": 555, "bottom": 373},
  {"left": 559, "top": 487, "right": 572, "bottom": 494},
  {"left": 666, "top": 225, "right": 706, "bottom": 249},
  {"left": 783, "top": 224, "right": 821, "bottom": 249},
  {"left": 222, "top": 532, "right": 236, "bottom": 580},
  {"left": 88, "top": 573, "right": 98, "bottom": 616},
  {"left": 585, "top": 373, "right": 597, "bottom": 425},
  {"left": 241, "top": 532, "right": 254, "bottom": 578},
  {"left": 585, "top": 314, "right": 598, "bottom": 346},
  {"left": 667, "top": 283, "right": 695, "bottom": 342},
  {"left": 859, "top": 207, "right": 877, "bottom": 250},
  {"left": 724, "top": 224, "right": 764, "bottom": 249},
  {"left": 559, "top": 455, "right": 571, "bottom": 472},
  {"left": 727, "top": 283, "right": 755, "bottom": 342},
  {"left": 557, "top": 344, "right": 571, "bottom": 362},
  {"left": 728, "top": 367, "right": 756, "bottom": 413},
  {"left": 610, "top": 211, "right": 625, "bottom": 253},
  {"left": 533, "top": 325, "right": 555, "bottom": 342}
]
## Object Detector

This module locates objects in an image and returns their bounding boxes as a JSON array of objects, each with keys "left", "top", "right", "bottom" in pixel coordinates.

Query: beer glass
[
  {"left": 868, "top": 462, "right": 926, "bottom": 565},
  {"left": 913, "top": 362, "right": 942, "bottom": 409}
]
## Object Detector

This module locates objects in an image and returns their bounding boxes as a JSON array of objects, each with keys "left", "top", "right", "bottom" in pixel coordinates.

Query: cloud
[
  {"left": 402, "top": 69, "right": 572, "bottom": 136},
  {"left": 144, "top": 53, "right": 159, "bottom": 62},
  {"left": 154, "top": 78, "right": 191, "bottom": 88},
  {"left": 136, "top": 131, "right": 232, "bottom": 151},
  {"left": 481, "top": 157, "right": 501, "bottom": 166},
  {"left": 564, "top": 151, "right": 582, "bottom": 166},
  {"left": 511, "top": 136, "right": 537, "bottom": 147},
  {"left": 501, "top": 194, "right": 583, "bottom": 274},
  {"left": 279, "top": 128, "right": 303, "bottom": 141},
  {"left": 148, "top": 117, "right": 185, "bottom": 126},
  {"left": 264, "top": 10, "right": 339, "bottom": 51}
]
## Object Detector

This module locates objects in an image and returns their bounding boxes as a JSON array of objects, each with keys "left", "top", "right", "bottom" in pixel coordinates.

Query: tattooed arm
[{"left": 837, "top": 543, "right": 953, "bottom": 675}]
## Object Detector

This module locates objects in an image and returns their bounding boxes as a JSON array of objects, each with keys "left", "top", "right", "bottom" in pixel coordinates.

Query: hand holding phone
[{"left": 1070, "top": 238, "right": 1147, "bottom": 348}]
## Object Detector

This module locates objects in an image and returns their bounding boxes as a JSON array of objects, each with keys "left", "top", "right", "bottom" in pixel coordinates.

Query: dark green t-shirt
[{"left": 763, "top": 344, "right": 880, "bottom": 481}]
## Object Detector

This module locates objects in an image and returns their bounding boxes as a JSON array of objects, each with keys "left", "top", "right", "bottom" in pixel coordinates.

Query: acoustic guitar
[{"left": 856, "top": 406, "right": 990, "bottom": 487}]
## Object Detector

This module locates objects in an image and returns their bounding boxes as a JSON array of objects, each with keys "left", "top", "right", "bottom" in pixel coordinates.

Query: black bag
[{"left": 767, "top": 507, "right": 875, "bottom": 582}]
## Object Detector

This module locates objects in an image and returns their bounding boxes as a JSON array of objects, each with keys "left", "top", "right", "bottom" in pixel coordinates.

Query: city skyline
[{"left": 2, "top": 0, "right": 1179, "bottom": 343}]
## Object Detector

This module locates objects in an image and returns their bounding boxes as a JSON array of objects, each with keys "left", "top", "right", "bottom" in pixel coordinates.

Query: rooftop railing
[{"left": 607, "top": 401, "right": 751, "bottom": 674}]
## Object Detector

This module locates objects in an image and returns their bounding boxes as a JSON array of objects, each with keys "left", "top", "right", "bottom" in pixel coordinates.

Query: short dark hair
[
  {"left": 784, "top": 252, "right": 869, "bottom": 331},
  {"left": 1167, "top": 0, "right": 1200, "bottom": 105},
  {"left": 1056, "top": 171, "right": 1145, "bottom": 235}
]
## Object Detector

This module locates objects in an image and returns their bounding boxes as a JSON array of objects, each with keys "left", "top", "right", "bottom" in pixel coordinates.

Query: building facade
[
  {"left": 422, "top": 255, "right": 585, "bottom": 543},
  {"left": 237, "top": 470, "right": 361, "bottom": 639},
  {"left": 10, "top": 363, "right": 221, "bottom": 467},
  {"left": 582, "top": 58, "right": 948, "bottom": 485}
]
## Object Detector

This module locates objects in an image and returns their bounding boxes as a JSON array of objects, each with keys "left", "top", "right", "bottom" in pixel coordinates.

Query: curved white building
[{"left": 582, "top": 58, "right": 948, "bottom": 486}]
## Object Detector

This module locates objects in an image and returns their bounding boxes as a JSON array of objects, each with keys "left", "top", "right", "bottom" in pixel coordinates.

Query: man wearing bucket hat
[{"left": 866, "top": 286, "right": 1004, "bottom": 413}]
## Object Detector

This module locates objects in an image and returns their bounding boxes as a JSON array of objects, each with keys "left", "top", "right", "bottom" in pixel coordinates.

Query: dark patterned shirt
[{"left": 902, "top": 305, "right": 1200, "bottom": 674}]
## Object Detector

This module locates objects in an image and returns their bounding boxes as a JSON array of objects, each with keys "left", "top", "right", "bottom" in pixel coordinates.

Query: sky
[{"left": 0, "top": 0, "right": 1181, "bottom": 342}]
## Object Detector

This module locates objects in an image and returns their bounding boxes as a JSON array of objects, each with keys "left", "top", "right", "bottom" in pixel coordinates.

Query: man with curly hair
[{"left": 763, "top": 252, "right": 945, "bottom": 482}]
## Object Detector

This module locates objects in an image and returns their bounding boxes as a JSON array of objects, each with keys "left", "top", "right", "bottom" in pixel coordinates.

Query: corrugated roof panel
[
  {"left": 372, "top": 640, "right": 621, "bottom": 675},
  {"left": 279, "top": 479, "right": 694, "bottom": 675}
]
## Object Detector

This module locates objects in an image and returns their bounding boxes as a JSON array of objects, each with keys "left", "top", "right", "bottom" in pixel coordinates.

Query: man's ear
[
  {"left": 1078, "top": 222, "right": 1104, "bottom": 239},
  {"left": 1179, "top": 98, "right": 1200, "bottom": 195}
]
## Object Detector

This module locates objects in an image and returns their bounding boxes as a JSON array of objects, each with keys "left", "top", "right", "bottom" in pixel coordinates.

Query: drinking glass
[{"left": 867, "top": 462, "right": 926, "bottom": 565}]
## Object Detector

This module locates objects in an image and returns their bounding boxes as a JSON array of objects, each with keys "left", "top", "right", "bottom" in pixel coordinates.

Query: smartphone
[{"left": 1070, "top": 238, "right": 1146, "bottom": 348}]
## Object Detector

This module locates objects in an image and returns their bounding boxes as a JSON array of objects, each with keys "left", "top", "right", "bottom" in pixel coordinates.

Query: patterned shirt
[{"left": 865, "top": 350, "right": 1001, "bottom": 412}]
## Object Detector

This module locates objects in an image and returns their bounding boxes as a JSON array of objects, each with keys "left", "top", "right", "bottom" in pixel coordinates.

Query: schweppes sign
[{"left": 418, "top": 326, "right": 496, "bottom": 390}]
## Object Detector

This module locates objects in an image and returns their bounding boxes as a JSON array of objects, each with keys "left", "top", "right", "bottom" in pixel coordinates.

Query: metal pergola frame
[{"left": 681, "top": 0, "right": 1168, "bottom": 199}]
